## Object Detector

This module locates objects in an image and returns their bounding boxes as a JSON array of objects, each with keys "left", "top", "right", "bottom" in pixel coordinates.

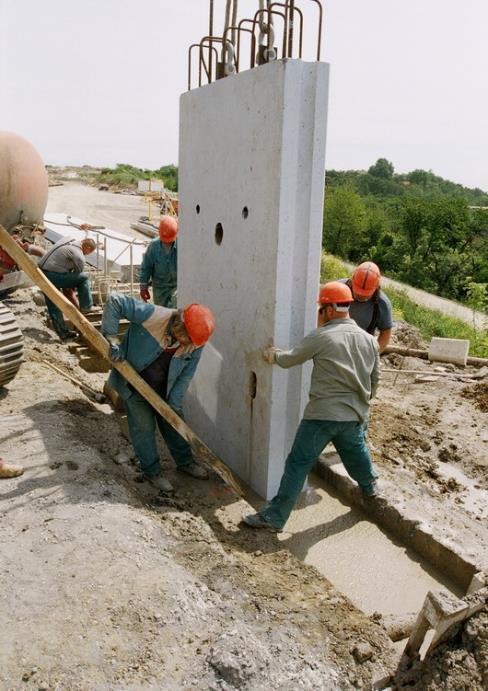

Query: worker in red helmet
[
  {"left": 243, "top": 281, "right": 380, "bottom": 532},
  {"left": 139, "top": 215, "right": 178, "bottom": 307},
  {"left": 338, "top": 261, "right": 393, "bottom": 352},
  {"left": 101, "top": 293, "right": 215, "bottom": 493}
]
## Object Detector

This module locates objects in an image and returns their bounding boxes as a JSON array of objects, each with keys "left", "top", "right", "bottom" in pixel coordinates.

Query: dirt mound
[
  {"left": 392, "top": 320, "right": 425, "bottom": 349},
  {"left": 462, "top": 381, "right": 488, "bottom": 413},
  {"left": 395, "top": 608, "right": 488, "bottom": 690}
]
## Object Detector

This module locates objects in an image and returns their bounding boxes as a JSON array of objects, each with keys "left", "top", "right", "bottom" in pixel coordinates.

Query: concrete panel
[
  {"left": 428, "top": 337, "right": 470, "bottom": 367},
  {"left": 178, "top": 60, "right": 329, "bottom": 499}
]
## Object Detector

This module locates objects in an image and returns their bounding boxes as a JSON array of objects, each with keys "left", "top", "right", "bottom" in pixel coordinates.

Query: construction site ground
[{"left": 1, "top": 183, "right": 487, "bottom": 690}]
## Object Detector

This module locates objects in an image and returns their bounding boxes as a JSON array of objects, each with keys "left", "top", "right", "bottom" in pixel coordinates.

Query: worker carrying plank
[
  {"left": 243, "top": 281, "right": 380, "bottom": 532},
  {"left": 139, "top": 215, "right": 178, "bottom": 308},
  {"left": 101, "top": 293, "right": 215, "bottom": 493}
]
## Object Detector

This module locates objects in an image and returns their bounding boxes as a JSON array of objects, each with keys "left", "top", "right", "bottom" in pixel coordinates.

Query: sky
[{"left": 1, "top": 0, "right": 487, "bottom": 190}]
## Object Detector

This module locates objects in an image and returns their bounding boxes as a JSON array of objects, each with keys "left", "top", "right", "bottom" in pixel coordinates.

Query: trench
[{"left": 274, "top": 471, "right": 463, "bottom": 620}]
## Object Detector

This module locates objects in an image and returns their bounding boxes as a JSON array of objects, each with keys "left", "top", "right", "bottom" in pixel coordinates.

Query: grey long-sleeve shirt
[
  {"left": 275, "top": 318, "right": 380, "bottom": 422},
  {"left": 39, "top": 238, "right": 85, "bottom": 274}
]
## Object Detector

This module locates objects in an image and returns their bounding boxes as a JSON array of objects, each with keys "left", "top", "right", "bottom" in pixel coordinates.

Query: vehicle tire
[{"left": 0, "top": 301, "right": 24, "bottom": 387}]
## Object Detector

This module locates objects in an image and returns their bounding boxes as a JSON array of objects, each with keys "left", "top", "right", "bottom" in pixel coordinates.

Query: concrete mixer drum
[{"left": 0, "top": 131, "right": 48, "bottom": 297}]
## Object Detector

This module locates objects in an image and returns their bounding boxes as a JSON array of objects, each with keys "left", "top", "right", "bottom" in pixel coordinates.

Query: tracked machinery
[{"left": 0, "top": 131, "right": 49, "bottom": 387}]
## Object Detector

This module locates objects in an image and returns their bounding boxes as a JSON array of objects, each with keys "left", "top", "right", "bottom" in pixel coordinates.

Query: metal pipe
[
  {"left": 231, "top": 0, "right": 238, "bottom": 46},
  {"left": 129, "top": 243, "right": 133, "bottom": 297},
  {"left": 208, "top": 0, "right": 214, "bottom": 79},
  {"left": 270, "top": 3, "right": 303, "bottom": 58},
  {"left": 103, "top": 237, "right": 107, "bottom": 277},
  {"left": 96, "top": 232, "right": 100, "bottom": 272},
  {"left": 287, "top": 0, "right": 294, "bottom": 57},
  {"left": 305, "top": 0, "right": 323, "bottom": 60},
  {"left": 236, "top": 21, "right": 257, "bottom": 71}
]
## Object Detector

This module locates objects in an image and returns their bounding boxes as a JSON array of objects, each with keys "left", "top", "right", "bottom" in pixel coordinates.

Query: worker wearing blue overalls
[
  {"left": 139, "top": 215, "right": 178, "bottom": 308},
  {"left": 102, "top": 293, "right": 215, "bottom": 493}
]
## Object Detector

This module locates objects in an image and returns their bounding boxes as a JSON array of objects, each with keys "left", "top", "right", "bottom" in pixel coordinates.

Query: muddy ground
[
  {"left": 1, "top": 290, "right": 486, "bottom": 690},
  {"left": 1, "top": 292, "right": 398, "bottom": 690},
  {"left": 1, "top": 181, "right": 487, "bottom": 689}
]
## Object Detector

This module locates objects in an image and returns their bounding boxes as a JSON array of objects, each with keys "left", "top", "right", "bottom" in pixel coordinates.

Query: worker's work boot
[
  {"left": 59, "top": 330, "right": 78, "bottom": 342},
  {"left": 242, "top": 513, "right": 281, "bottom": 532},
  {"left": 146, "top": 474, "right": 174, "bottom": 493},
  {"left": 0, "top": 460, "right": 24, "bottom": 479},
  {"left": 360, "top": 480, "right": 378, "bottom": 497},
  {"left": 178, "top": 462, "right": 208, "bottom": 480},
  {"left": 80, "top": 306, "right": 97, "bottom": 315}
]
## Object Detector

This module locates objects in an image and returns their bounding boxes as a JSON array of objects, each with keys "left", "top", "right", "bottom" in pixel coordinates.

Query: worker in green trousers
[{"left": 242, "top": 281, "right": 380, "bottom": 532}]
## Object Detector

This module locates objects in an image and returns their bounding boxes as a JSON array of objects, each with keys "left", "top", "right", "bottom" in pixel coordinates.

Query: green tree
[
  {"left": 323, "top": 186, "right": 365, "bottom": 256},
  {"left": 368, "top": 158, "right": 394, "bottom": 179}
]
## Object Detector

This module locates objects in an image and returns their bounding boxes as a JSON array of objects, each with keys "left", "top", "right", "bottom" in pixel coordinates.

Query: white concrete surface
[{"left": 179, "top": 60, "right": 329, "bottom": 499}]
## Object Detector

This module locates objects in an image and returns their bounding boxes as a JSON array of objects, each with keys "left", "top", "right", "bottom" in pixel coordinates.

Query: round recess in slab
[
  {"left": 249, "top": 371, "right": 257, "bottom": 399},
  {"left": 215, "top": 223, "right": 223, "bottom": 245},
  {"left": 196, "top": 204, "right": 200, "bottom": 214},
  {"left": 242, "top": 206, "right": 249, "bottom": 219}
]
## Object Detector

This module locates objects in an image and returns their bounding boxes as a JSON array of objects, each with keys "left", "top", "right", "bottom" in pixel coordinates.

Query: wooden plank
[
  {"left": 0, "top": 224, "right": 243, "bottom": 496},
  {"left": 383, "top": 344, "right": 488, "bottom": 368}
]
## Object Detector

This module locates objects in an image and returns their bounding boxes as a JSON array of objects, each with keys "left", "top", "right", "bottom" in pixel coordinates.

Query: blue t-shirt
[{"left": 339, "top": 279, "right": 393, "bottom": 334}]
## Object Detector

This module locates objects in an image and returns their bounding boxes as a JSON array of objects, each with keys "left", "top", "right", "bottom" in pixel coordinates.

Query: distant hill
[
  {"left": 325, "top": 159, "right": 488, "bottom": 206},
  {"left": 322, "top": 159, "right": 488, "bottom": 308}
]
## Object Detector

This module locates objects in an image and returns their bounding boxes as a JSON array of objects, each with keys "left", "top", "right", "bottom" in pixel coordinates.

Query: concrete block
[
  {"left": 179, "top": 59, "right": 329, "bottom": 499},
  {"left": 428, "top": 337, "right": 469, "bottom": 366}
]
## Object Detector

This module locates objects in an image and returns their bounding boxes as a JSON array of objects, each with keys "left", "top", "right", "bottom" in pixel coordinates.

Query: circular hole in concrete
[
  {"left": 242, "top": 206, "right": 249, "bottom": 219},
  {"left": 196, "top": 204, "right": 200, "bottom": 214},
  {"left": 215, "top": 223, "right": 223, "bottom": 245},
  {"left": 249, "top": 371, "right": 257, "bottom": 399}
]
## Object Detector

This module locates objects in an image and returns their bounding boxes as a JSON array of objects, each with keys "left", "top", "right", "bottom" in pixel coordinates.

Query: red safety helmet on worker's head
[
  {"left": 159, "top": 215, "right": 178, "bottom": 243},
  {"left": 317, "top": 281, "right": 353, "bottom": 312},
  {"left": 183, "top": 304, "right": 216, "bottom": 347},
  {"left": 351, "top": 261, "right": 381, "bottom": 299}
]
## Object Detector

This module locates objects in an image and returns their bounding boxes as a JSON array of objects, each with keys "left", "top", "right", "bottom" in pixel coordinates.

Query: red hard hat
[
  {"left": 183, "top": 304, "right": 216, "bottom": 347},
  {"left": 317, "top": 281, "right": 353, "bottom": 305},
  {"left": 159, "top": 215, "right": 178, "bottom": 243},
  {"left": 351, "top": 261, "right": 381, "bottom": 298}
]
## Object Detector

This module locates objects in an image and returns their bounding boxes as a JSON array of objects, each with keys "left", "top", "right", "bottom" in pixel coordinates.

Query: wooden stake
[{"left": 0, "top": 224, "right": 244, "bottom": 496}]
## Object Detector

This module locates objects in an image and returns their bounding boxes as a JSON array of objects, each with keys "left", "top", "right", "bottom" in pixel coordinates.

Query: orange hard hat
[
  {"left": 317, "top": 281, "right": 353, "bottom": 307},
  {"left": 183, "top": 304, "right": 216, "bottom": 347},
  {"left": 351, "top": 261, "right": 381, "bottom": 298},
  {"left": 159, "top": 215, "right": 178, "bottom": 243}
]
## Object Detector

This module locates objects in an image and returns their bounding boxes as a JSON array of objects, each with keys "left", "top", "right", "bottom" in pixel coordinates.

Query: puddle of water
[{"left": 277, "top": 472, "right": 462, "bottom": 617}]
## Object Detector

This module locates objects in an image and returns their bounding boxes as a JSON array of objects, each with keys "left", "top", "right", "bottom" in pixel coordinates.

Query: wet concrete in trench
[{"left": 274, "top": 471, "right": 463, "bottom": 617}]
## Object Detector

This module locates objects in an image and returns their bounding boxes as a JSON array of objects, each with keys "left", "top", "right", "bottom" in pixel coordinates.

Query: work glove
[
  {"left": 140, "top": 287, "right": 151, "bottom": 302},
  {"left": 262, "top": 346, "right": 280, "bottom": 364},
  {"left": 105, "top": 335, "right": 124, "bottom": 362}
]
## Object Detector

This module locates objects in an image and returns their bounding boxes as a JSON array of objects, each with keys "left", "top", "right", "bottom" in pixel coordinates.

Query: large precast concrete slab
[{"left": 179, "top": 59, "right": 329, "bottom": 499}]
